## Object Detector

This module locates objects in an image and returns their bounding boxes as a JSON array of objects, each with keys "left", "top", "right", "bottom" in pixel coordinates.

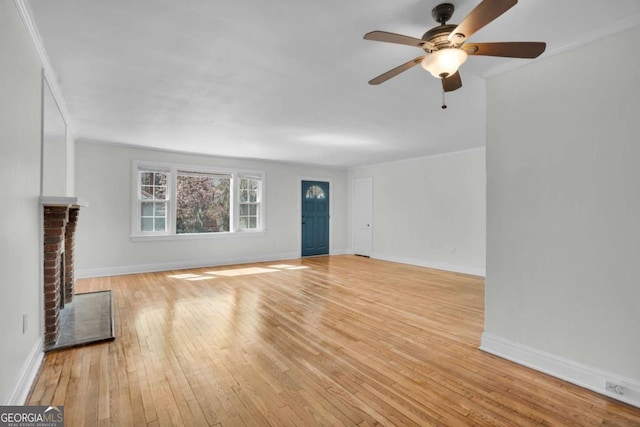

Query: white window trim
[{"left": 131, "top": 160, "right": 266, "bottom": 241}]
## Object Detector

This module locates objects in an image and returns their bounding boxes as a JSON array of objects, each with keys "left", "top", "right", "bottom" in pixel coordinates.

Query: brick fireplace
[{"left": 40, "top": 197, "right": 87, "bottom": 350}]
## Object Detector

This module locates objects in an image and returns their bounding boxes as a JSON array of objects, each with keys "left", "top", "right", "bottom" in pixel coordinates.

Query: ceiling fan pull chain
[{"left": 441, "top": 86, "right": 447, "bottom": 109}]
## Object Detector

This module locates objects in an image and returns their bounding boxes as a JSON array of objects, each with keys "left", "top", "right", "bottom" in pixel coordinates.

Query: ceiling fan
[{"left": 364, "top": 0, "right": 546, "bottom": 105}]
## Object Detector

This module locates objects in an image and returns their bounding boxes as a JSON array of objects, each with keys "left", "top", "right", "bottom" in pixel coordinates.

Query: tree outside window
[{"left": 176, "top": 173, "right": 230, "bottom": 233}]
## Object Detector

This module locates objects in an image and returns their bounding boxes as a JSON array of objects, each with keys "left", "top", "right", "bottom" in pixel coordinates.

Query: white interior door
[{"left": 353, "top": 177, "right": 373, "bottom": 256}]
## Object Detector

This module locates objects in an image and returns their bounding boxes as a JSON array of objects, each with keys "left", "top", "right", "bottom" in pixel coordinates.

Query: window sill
[{"left": 130, "top": 230, "right": 267, "bottom": 242}]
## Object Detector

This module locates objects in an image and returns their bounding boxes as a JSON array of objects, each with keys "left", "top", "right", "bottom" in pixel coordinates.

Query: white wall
[
  {"left": 65, "top": 129, "right": 75, "bottom": 196},
  {"left": 484, "top": 26, "right": 640, "bottom": 405},
  {"left": 74, "top": 141, "right": 349, "bottom": 276},
  {"left": 349, "top": 148, "right": 486, "bottom": 276},
  {"left": 0, "top": 2, "right": 45, "bottom": 404}
]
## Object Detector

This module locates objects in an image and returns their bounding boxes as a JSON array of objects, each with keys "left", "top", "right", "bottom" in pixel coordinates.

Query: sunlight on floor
[
  {"left": 184, "top": 276, "right": 217, "bottom": 281},
  {"left": 167, "top": 273, "right": 203, "bottom": 279},
  {"left": 205, "top": 267, "right": 278, "bottom": 277},
  {"left": 166, "top": 264, "right": 310, "bottom": 281},
  {"left": 268, "top": 264, "right": 310, "bottom": 271}
]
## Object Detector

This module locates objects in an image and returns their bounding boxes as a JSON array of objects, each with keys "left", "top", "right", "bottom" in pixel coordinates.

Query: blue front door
[{"left": 301, "top": 181, "right": 329, "bottom": 257}]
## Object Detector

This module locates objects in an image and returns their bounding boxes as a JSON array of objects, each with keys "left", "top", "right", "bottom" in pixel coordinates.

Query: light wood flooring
[{"left": 28, "top": 255, "right": 640, "bottom": 426}]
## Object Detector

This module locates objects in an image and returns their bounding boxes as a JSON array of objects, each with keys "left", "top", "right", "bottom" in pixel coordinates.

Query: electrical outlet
[
  {"left": 22, "top": 313, "right": 28, "bottom": 334},
  {"left": 606, "top": 381, "right": 625, "bottom": 395}
]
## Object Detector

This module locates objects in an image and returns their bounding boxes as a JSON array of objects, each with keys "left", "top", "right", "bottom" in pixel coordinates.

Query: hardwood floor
[{"left": 28, "top": 256, "right": 640, "bottom": 426}]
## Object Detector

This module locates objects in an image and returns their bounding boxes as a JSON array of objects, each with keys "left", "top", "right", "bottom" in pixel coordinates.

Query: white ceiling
[{"left": 26, "top": 0, "right": 640, "bottom": 167}]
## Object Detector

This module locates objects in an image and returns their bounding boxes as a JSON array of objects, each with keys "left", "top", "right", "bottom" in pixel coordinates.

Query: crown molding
[{"left": 14, "top": 0, "right": 76, "bottom": 138}]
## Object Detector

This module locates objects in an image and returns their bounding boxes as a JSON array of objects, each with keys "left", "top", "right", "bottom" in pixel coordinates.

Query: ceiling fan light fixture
[{"left": 420, "top": 48, "right": 468, "bottom": 78}]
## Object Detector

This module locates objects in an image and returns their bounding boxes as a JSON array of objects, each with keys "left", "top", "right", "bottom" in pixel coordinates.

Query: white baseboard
[
  {"left": 76, "top": 251, "right": 301, "bottom": 278},
  {"left": 371, "top": 253, "right": 486, "bottom": 277},
  {"left": 481, "top": 333, "right": 640, "bottom": 408},
  {"left": 5, "top": 338, "right": 43, "bottom": 405},
  {"left": 330, "top": 248, "right": 350, "bottom": 256}
]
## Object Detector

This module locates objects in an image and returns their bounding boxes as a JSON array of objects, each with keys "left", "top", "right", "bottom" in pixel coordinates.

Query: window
[
  {"left": 132, "top": 161, "right": 264, "bottom": 238},
  {"left": 305, "top": 185, "right": 325, "bottom": 199},
  {"left": 239, "top": 177, "right": 261, "bottom": 229},
  {"left": 176, "top": 172, "right": 230, "bottom": 233},
  {"left": 139, "top": 170, "right": 168, "bottom": 233}
]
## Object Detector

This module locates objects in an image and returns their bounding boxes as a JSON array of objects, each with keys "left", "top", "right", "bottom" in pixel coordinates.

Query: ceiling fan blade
[
  {"left": 464, "top": 42, "right": 546, "bottom": 58},
  {"left": 448, "top": 0, "right": 517, "bottom": 43},
  {"left": 364, "top": 31, "right": 433, "bottom": 49},
  {"left": 368, "top": 56, "right": 425, "bottom": 85},
  {"left": 442, "top": 71, "right": 462, "bottom": 92}
]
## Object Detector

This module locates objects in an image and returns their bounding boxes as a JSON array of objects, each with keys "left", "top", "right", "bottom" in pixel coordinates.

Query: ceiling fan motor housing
[{"left": 422, "top": 24, "right": 457, "bottom": 51}]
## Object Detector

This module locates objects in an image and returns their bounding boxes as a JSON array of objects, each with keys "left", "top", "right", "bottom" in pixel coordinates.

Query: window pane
[
  {"left": 249, "top": 191, "right": 257, "bottom": 202},
  {"left": 141, "top": 172, "right": 152, "bottom": 185},
  {"left": 141, "top": 218, "right": 153, "bottom": 231},
  {"left": 141, "top": 202, "right": 153, "bottom": 216},
  {"left": 154, "top": 202, "right": 165, "bottom": 216},
  {"left": 305, "top": 185, "right": 325, "bottom": 199},
  {"left": 240, "top": 204, "right": 248, "bottom": 216},
  {"left": 176, "top": 173, "right": 230, "bottom": 233},
  {"left": 141, "top": 186, "right": 153, "bottom": 199},
  {"left": 239, "top": 217, "right": 247, "bottom": 228},
  {"left": 240, "top": 190, "right": 248, "bottom": 202},
  {"left": 249, "top": 217, "right": 256, "bottom": 229},
  {"left": 155, "top": 218, "right": 166, "bottom": 231},
  {"left": 154, "top": 186, "right": 166, "bottom": 200},
  {"left": 249, "top": 204, "right": 257, "bottom": 215}
]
